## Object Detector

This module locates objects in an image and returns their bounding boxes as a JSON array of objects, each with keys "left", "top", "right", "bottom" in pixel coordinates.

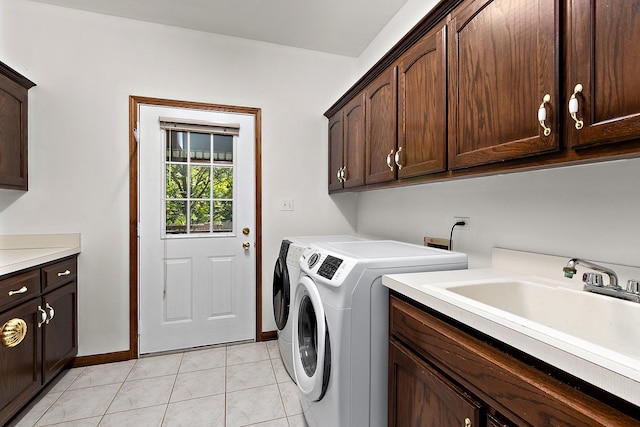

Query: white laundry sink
[{"left": 442, "top": 279, "right": 640, "bottom": 360}]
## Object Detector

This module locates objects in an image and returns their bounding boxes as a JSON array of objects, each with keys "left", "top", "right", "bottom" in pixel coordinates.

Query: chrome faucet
[
  {"left": 563, "top": 258, "right": 640, "bottom": 303},
  {"left": 563, "top": 258, "right": 619, "bottom": 288}
]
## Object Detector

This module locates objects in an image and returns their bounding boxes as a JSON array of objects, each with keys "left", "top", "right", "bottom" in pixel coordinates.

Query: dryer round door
[
  {"left": 292, "top": 275, "right": 330, "bottom": 401},
  {"left": 272, "top": 256, "right": 290, "bottom": 330}
]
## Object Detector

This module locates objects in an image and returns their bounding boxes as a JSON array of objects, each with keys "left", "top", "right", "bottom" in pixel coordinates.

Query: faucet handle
[
  {"left": 583, "top": 272, "right": 603, "bottom": 287},
  {"left": 627, "top": 280, "right": 640, "bottom": 294}
]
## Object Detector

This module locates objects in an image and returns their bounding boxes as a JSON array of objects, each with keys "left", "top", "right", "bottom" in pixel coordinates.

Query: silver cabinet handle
[
  {"left": 336, "top": 168, "right": 342, "bottom": 182},
  {"left": 45, "top": 303, "right": 55, "bottom": 324},
  {"left": 538, "top": 94, "right": 552, "bottom": 136},
  {"left": 394, "top": 146, "right": 403, "bottom": 169},
  {"left": 386, "top": 149, "right": 394, "bottom": 171},
  {"left": 340, "top": 167, "right": 346, "bottom": 182},
  {"left": 57, "top": 270, "right": 71, "bottom": 277},
  {"left": 568, "top": 84, "right": 584, "bottom": 130},
  {"left": 37, "top": 306, "right": 47, "bottom": 327},
  {"left": 8, "top": 286, "right": 28, "bottom": 296}
]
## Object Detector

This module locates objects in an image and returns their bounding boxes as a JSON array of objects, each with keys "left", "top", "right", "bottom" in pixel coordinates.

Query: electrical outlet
[
  {"left": 453, "top": 216, "right": 470, "bottom": 230},
  {"left": 280, "top": 198, "right": 294, "bottom": 211}
]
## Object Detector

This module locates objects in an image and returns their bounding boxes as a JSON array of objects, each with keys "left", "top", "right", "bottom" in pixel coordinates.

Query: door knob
[{"left": 242, "top": 242, "right": 251, "bottom": 250}]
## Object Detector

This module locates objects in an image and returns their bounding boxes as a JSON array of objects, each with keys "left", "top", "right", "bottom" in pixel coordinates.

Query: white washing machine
[
  {"left": 292, "top": 240, "right": 467, "bottom": 427},
  {"left": 272, "top": 235, "right": 365, "bottom": 381}
]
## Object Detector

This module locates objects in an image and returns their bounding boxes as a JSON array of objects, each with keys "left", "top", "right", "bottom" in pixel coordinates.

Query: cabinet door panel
[
  {"left": 389, "top": 341, "right": 481, "bottom": 427},
  {"left": 0, "top": 300, "right": 41, "bottom": 426},
  {"left": 365, "top": 68, "right": 397, "bottom": 184},
  {"left": 448, "top": 0, "right": 558, "bottom": 169},
  {"left": 42, "top": 282, "right": 77, "bottom": 384},
  {"left": 343, "top": 94, "right": 366, "bottom": 188},
  {"left": 328, "top": 111, "right": 344, "bottom": 192},
  {"left": 398, "top": 25, "right": 447, "bottom": 178},
  {"left": 568, "top": 0, "right": 640, "bottom": 148}
]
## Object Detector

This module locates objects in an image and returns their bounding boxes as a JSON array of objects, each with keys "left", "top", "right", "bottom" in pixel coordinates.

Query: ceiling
[{"left": 26, "top": 0, "right": 409, "bottom": 57}]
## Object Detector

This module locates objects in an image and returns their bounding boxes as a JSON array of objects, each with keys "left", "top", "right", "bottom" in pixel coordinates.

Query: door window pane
[
  {"left": 166, "top": 201, "right": 187, "bottom": 234},
  {"left": 190, "top": 201, "right": 211, "bottom": 233},
  {"left": 166, "top": 130, "right": 187, "bottom": 162},
  {"left": 190, "top": 132, "right": 211, "bottom": 162},
  {"left": 213, "top": 167, "right": 233, "bottom": 198},
  {"left": 213, "top": 201, "right": 233, "bottom": 231},
  {"left": 190, "top": 165, "right": 211, "bottom": 199},
  {"left": 166, "top": 165, "right": 187, "bottom": 198},
  {"left": 214, "top": 134, "right": 233, "bottom": 162}
]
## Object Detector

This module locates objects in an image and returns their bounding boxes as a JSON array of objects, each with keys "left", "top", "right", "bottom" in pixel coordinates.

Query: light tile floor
[{"left": 9, "top": 341, "right": 308, "bottom": 427}]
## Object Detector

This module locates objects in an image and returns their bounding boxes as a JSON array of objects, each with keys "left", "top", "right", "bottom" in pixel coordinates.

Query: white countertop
[
  {"left": 0, "top": 234, "right": 81, "bottom": 276},
  {"left": 383, "top": 249, "right": 640, "bottom": 407}
]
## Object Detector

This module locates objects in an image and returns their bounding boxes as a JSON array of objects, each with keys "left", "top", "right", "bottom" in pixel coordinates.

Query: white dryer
[
  {"left": 292, "top": 240, "right": 467, "bottom": 427},
  {"left": 272, "top": 235, "right": 365, "bottom": 381}
]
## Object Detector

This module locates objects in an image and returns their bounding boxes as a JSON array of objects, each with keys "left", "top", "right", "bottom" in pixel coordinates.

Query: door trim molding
[{"left": 129, "top": 95, "right": 263, "bottom": 359}]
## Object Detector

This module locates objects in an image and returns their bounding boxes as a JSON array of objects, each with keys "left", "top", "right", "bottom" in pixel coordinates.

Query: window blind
[{"left": 159, "top": 117, "right": 240, "bottom": 136}]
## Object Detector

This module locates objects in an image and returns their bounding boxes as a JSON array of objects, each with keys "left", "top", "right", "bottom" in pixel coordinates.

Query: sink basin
[{"left": 443, "top": 279, "right": 640, "bottom": 359}]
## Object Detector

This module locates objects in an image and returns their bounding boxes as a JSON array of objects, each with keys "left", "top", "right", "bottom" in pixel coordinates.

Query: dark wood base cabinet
[
  {"left": 0, "top": 256, "right": 78, "bottom": 426},
  {"left": 388, "top": 294, "right": 640, "bottom": 427}
]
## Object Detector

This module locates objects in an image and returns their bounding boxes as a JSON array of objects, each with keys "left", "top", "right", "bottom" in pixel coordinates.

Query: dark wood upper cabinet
[
  {"left": 343, "top": 94, "right": 366, "bottom": 188},
  {"left": 397, "top": 25, "right": 448, "bottom": 178},
  {"left": 0, "top": 61, "right": 36, "bottom": 191},
  {"left": 328, "top": 93, "right": 366, "bottom": 191},
  {"left": 365, "top": 67, "right": 397, "bottom": 184},
  {"left": 328, "top": 111, "right": 345, "bottom": 192},
  {"left": 448, "top": 0, "right": 559, "bottom": 169},
  {"left": 567, "top": 0, "right": 640, "bottom": 149}
]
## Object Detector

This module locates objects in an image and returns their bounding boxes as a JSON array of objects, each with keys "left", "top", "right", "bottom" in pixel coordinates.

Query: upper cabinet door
[
  {"left": 343, "top": 93, "right": 366, "bottom": 189},
  {"left": 397, "top": 25, "right": 448, "bottom": 179},
  {"left": 448, "top": 0, "right": 558, "bottom": 169},
  {"left": 567, "top": 0, "right": 640, "bottom": 149},
  {"left": 328, "top": 111, "right": 345, "bottom": 192},
  {"left": 365, "top": 67, "right": 397, "bottom": 184}
]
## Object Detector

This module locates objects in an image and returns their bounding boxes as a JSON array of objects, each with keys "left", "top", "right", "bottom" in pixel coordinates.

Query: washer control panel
[
  {"left": 317, "top": 255, "right": 343, "bottom": 280},
  {"left": 300, "top": 246, "right": 357, "bottom": 287}
]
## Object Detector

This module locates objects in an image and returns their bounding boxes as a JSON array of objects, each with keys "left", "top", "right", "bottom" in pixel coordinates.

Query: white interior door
[{"left": 138, "top": 104, "right": 256, "bottom": 354}]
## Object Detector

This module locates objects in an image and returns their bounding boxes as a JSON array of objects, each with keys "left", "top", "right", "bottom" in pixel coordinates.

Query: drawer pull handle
[
  {"left": 57, "top": 270, "right": 71, "bottom": 277},
  {"left": 568, "top": 84, "right": 584, "bottom": 130},
  {"left": 8, "top": 286, "right": 28, "bottom": 296},
  {"left": 394, "top": 146, "right": 403, "bottom": 169},
  {"left": 1, "top": 318, "right": 28, "bottom": 347},
  {"left": 38, "top": 306, "right": 47, "bottom": 327},
  {"left": 45, "top": 303, "right": 55, "bottom": 324},
  {"left": 538, "top": 94, "right": 552, "bottom": 136},
  {"left": 464, "top": 418, "right": 472, "bottom": 427},
  {"left": 386, "top": 149, "right": 395, "bottom": 171}
]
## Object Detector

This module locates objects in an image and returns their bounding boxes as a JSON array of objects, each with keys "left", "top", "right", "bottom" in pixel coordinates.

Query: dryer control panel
[{"left": 300, "top": 246, "right": 357, "bottom": 287}]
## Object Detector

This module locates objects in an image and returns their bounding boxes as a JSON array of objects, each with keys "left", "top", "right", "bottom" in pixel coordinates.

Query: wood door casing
[
  {"left": 397, "top": 24, "right": 448, "bottom": 178},
  {"left": 343, "top": 93, "right": 366, "bottom": 188},
  {"left": 448, "top": 0, "right": 559, "bottom": 169},
  {"left": 567, "top": 0, "right": 640, "bottom": 149},
  {"left": 365, "top": 67, "right": 397, "bottom": 184}
]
